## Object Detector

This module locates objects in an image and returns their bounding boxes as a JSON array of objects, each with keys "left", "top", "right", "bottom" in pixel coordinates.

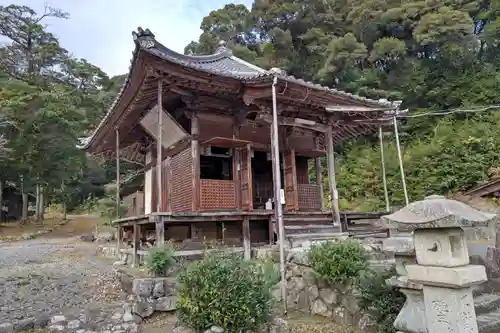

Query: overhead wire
[{"left": 395, "top": 104, "right": 500, "bottom": 119}]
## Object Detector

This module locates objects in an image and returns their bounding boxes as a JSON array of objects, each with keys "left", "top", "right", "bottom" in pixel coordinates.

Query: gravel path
[{"left": 0, "top": 237, "right": 138, "bottom": 332}]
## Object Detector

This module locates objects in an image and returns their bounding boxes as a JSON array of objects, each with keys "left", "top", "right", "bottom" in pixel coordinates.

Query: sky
[{"left": 0, "top": 0, "right": 253, "bottom": 76}]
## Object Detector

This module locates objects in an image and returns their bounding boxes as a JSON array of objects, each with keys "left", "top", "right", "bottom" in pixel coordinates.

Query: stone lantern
[{"left": 381, "top": 195, "right": 497, "bottom": 333}]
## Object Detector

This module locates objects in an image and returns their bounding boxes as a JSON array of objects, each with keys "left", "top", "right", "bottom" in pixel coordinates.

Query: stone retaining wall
[{"left": 117, "top": 269, "right": 178, "bottom": 320}]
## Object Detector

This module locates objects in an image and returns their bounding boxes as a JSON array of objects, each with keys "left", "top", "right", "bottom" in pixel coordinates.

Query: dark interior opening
[
  {"left": 200, "top": 155, "right": 232, "bottom": 180},
  {"left": 251, "top": 151, "right": 283, "bottom": 209}
]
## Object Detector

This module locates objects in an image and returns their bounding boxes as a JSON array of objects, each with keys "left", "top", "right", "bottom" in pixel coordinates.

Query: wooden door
[
  {"left": 240, "top": 144, "right": 253, "bottom": 211},
  {"left": 284, "top": 149, "right": 298, "bottom": 211}
]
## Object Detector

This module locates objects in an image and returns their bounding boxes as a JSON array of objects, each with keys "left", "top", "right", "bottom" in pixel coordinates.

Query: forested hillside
[
  {"left": 0, "top": 4, "right": 131, "bottom": 221},
  {"left": 186, "top": 0, "right": 500, "bottom": 210},
  {"left": 0, "top": 1, "right": 499, "bottom": 219}
]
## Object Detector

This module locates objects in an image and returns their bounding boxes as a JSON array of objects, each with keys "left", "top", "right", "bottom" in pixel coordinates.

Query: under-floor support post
[
  {"left": 242, "top": 217, "right": 251, "bottom": 260},
  {"left": 155, "top": 216, "right": 164, "bottom": 247},
  {"left": 133, "top": 223, "right": 140, "bottom": 267}
]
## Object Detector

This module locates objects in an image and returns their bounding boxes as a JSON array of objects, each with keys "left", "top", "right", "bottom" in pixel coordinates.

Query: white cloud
[{"left": 0, "top": 0, "right": 253, "bottom": 76}]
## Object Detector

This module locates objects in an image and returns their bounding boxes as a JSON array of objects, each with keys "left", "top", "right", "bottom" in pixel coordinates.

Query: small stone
[
  {"left": 319, "top": 288, "right": 338, "bottom": 305},
  {"left": 270, "top": 317, "right": 289, "bottom": 333},
  {"left": 75, "top": 330, "right": 86, "bottom": 333},
  {"left": 67, "top": 319, "right": 81, "bottom": 329},
  {"left": 307, "top": 285, "right": 319, "bottom": 299},
  {"left": 173, "top": 326, "right": 194, "bottom": 333},
  {"left": 152, "top": 280, "right": 165, "bottom": 297},
  {"left": 48, "top": 325, "right": 66, "bottom": 332},
  {"left": 132, "top": 298, "right": 155, "bottom": 318},
  {"left": 358, "top": 313, "right": 377, "bottom": 331},
  {"left": 14, "top": 318, "right": 35, "bottom": 331},
  {"left": 132, "top": 278, "right": 154, "bottom": 297},
  {"left": 311, "top": 299, "right": 329, "bottom": 317},
  {"left": 0, "top": 323, "right": 14, "bottom": 333},
  {"left": 155, "top": 296, "right": 177, "bottom": 311},
  {"left": 34, "top": 313, "right": 51, "bottom": 328},
  {"left": 210, "top": 326, "right": 224, "bottom": 333},
  {"left": 50, "top": 315, "right": 66, "bottom": 325}
]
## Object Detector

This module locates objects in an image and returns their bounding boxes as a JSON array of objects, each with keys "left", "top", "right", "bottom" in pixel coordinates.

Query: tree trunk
[
  {"left": 39, "top": 186, "right": 45, "bottom": 221},
  {"left": 21, "top": 192, "right": 28, "bottom": 224},
  {"left": 61, "top": 180, "right": 67, "bottom": 220},
  {"left": 35, "top": 184, "right": 40, "bottom": 222},
  {"left": 0, "top": 180, "right": 3, "bottom": 222}
]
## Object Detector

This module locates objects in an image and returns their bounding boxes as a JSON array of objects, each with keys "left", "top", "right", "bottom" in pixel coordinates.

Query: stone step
[
  {"left": 475, "top": 293, "right": 500, "bottom": 316},
  {"left": 284, "top": 224, "right": 339, "bottom": 235},
  {"left": 477, "top": 312, "right": 500, "bottom": 333}
]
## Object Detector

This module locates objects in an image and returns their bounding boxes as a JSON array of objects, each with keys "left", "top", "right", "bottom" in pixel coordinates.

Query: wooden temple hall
[{"left": 82, "top": 28, "right": 401, "bottom": 261}]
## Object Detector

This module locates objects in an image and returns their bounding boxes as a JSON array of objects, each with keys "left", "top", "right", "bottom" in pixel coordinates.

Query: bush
[
  {"left": 145, "top": 245, "right": 174, "bottom": 276},
  {"left": 177, "top": 251, "right": 274, "bottom": 333},
  {"left": 356, "top": 267, "right": 405, "bottom": 333},
  {"left": 307, "top": 239, "right": 368, "bottom": 284}
]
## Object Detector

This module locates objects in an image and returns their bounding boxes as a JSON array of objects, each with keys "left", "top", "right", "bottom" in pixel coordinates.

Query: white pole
[
  {"left": 115, "top": 128, "right": 120, "bottom": 219},
  {"left": 379, "top": 127, "right": 390, "bottom": 212},
  {"left": 157, "top": 80, "right": 163, "bottom": 212},
  {"left": 393, "top": 117, "right": 409, "bottom": 206},
  {"left": 271, "top": 76, "right": 287, "bottom": 314}
]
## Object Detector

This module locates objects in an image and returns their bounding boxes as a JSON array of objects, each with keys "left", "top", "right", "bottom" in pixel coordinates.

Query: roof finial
[
  {"left": 216, "top": 40, "right": 231, "bottom": 54},
  {"left": 132, "top": 27, "right": 156, "bottom": 49}
]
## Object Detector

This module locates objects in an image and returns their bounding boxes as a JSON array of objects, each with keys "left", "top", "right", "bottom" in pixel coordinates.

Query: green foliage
[
  {"left": 177, "top": 252, "right": 273, "bottom": 333},
  {"left": 307, "top": 240, "right": 368, "bottom": 284},
  {"left": 185, "top": 0, "right": 500, "bottom": 211},
  {"left": 145, "top": 245, "right": 175, "bottom": 276},
  {"left": 357, "top": 268, "right": 406, "bottom": 333},
  {"left": 94, "top": 185, "right": 128, "bottom": 223}
]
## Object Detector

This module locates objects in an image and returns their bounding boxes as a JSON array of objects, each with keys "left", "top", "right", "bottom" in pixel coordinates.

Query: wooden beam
[{"left": 257, "top": 113, "right": 328, "bottom": 132}]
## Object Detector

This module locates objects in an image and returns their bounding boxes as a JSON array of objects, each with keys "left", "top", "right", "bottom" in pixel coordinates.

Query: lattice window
[
  {"left": 200, "top": 179, "right": 236, "bottom": 210},
  {"left": 171, "top": 149, "right": 193, "bottom": 212},
  {"left": 298, "top": 184, "right": 322, "bottom": 210}
]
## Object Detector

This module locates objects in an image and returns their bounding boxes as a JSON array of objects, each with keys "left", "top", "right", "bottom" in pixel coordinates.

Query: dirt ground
[{"left": 140, "top": 310, "right": 364, "bottom": 333}]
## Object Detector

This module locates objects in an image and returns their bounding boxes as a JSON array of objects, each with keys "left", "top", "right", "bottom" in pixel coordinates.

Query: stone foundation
[{"left": 116, "top": 269, "right": 177, "bottom": 320}]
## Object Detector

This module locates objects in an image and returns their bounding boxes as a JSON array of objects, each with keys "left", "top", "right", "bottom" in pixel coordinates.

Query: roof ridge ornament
[
  {"left": 215, "top": 40, "right": 232, "bottom": 55},
  {"left": 269, "top": 67, "right": 287, "bottom": 77},
  {"left": 132, "top": 27, "right": 156, "bottom": 49}
]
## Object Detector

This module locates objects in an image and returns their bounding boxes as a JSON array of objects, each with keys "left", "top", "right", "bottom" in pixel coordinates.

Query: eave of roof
[{"left": 82, "top": 27, "right": 399, "bottom": 151}]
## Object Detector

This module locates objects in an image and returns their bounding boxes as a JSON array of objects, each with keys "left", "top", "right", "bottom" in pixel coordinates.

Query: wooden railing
[
  {"left": 200, "top": 179, "right": 236, "bottom": 210},
  {"left": 297, "top": 184, "right": 322, "bottom": 210}
]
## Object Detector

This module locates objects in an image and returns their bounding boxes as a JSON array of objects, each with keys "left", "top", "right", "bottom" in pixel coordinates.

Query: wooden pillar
[
  {"left": 155, "top": 216, "right": 164, "bottom": 247},
  {"left": 284, "top": 148, "right": 298, "bottom": 211},
  {"left": 326, "top": 125, "right": 342, "bottom": 231},
  {"left": 132, "top": 223, "right": 140, "bottom": 267},
  {"left": 268, "top": 216, "right": 275, "bottom": 245},
  {"left": 242, "top": 217, "right": 251, "bottom": 260},
  {"left": 315, "top": 157, "right": 325, "bottom": 210},
  {"left": 232, "top": 118, "right": 241, "bottom": 210},
  {"left": 115, "top": 128, "right": 120, "bottom": 219},
  {"left": 116, "top": 225, "right": 123, "bottom": 258},
  {"left": 166, "top": 156, "right": 172, "bottom": 212},
  {"left": 156, "top": 81, "right": 163, "bottom": 212},
  {"left": 191, "top": 113, "right": 200, "bottom": 211}
]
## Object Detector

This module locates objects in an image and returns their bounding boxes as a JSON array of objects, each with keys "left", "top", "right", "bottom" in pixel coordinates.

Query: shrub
[
  {"left": 356, "top": 267, "right": 405, "bottom": 333},
  {"left": 307, "top": 239, "right": 368, "bottom": 284},
  {"left": 145, "top": 245, "right": 174, "bottom": 276},
  {"left": 177, "top": 251, "right": 273, "bottom": 333}
]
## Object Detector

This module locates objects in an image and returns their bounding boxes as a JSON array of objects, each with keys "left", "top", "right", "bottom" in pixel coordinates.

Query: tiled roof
[{"left": 82, "top": 27, "right": 399, "bottom": 150}]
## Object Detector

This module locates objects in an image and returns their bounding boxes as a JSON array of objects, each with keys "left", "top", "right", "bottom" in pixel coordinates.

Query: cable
[{"left": 396, "top": 104, "right": 500, "bottom": 119}]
